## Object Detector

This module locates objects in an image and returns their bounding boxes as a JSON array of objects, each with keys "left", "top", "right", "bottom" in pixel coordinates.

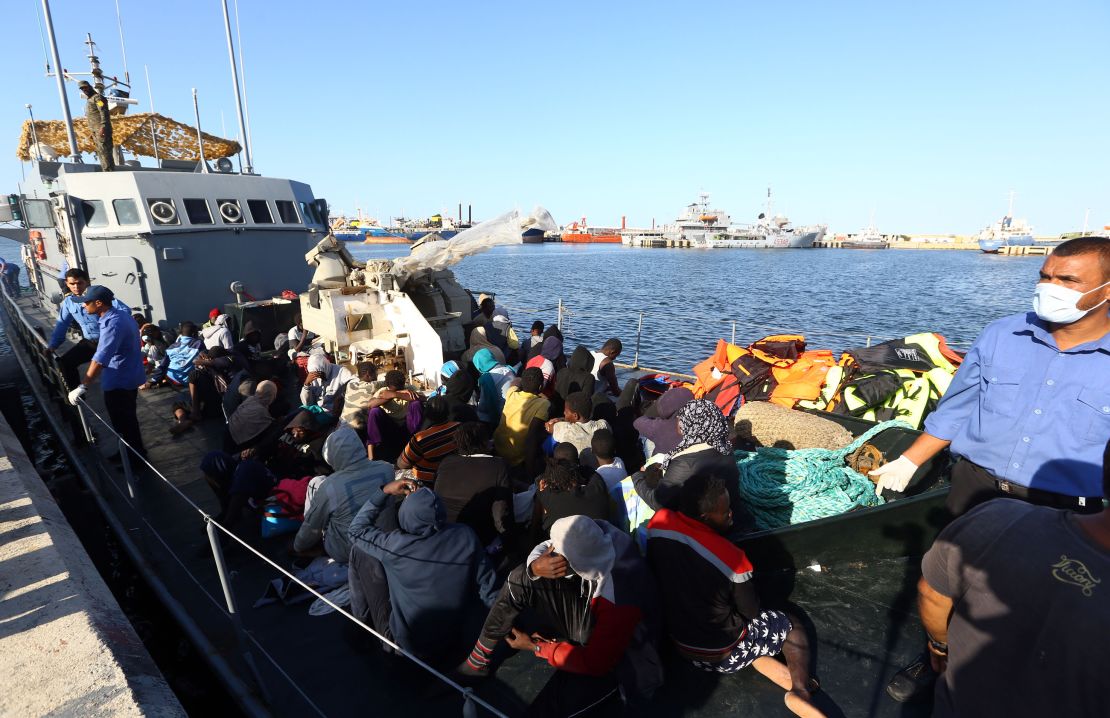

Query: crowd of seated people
[{"left": 134, "top": 298, "right": 828, "bottom": 717}]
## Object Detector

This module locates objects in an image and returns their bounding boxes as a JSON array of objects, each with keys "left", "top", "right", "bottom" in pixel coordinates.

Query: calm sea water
[
  {"left": 351, "top": 243, "right": 1043, "bottom": 371},
  {"left": 0, "top": 238, "right": 1044, "bottom": 373}
]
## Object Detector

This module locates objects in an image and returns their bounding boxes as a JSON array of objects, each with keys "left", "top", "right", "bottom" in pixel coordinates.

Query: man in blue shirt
[
  {"left": 67, "top": 285, "right": 147, "bottom": 459},
  {"left": 0, "top": 258, "right": 20, "bottom": 296},
  {"left": 881, "top": 235, "right": 1110, "bottom": 702},
  {"left": 48, "top": 268, "right": 131, "bottom": 389}
]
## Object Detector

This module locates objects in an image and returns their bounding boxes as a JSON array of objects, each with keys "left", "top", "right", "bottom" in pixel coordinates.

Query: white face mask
[{"left": 1032, "top": 281, "right": 1110, "bottom": 324}]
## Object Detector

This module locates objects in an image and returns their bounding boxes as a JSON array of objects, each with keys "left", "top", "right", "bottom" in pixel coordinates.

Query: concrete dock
[{"left": 0, "top": 412, "right": 185, "bottom": 718}]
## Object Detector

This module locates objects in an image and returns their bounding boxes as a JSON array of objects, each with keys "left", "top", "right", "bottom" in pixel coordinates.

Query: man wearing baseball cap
[{"left": 68, "top": 285, "right": 147, "bottom": 458}]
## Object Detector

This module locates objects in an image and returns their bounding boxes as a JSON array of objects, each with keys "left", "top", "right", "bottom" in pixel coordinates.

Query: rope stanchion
[{"left": 71, "top": 400, "right": 510, "bottom": 718}]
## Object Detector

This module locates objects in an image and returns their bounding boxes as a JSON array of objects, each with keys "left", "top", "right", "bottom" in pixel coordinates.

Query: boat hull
[
  {"left": 561, "top": 232, "right": 622, "bottom": 243},
  {"left": 979, "top": 233, "right": 1034, "bottom": 252},
  {"left": 707, "top": 230, "right": 818, "bottom": 249},
  {"left": 841, "top": 240, "right": 889, "bottom": 249},
  {"left": 406, "top": 230, "right": 457, "bottom": 242},
  {"left": 737, "top": 411, "right": 949, "bottom": 572}
]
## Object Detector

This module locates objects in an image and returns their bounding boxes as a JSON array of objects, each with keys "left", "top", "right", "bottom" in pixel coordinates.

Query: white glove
[
  {"left": 869, "top": 455, "right": 919, "bottom": 496},
  {"left": 68, "top": 384, "right": 87, "bottom": 406}
]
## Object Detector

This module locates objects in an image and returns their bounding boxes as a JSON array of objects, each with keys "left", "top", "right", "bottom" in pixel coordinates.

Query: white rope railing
[
  {"left": 71, "top": 400, "right": 507, "bottom": 718},
  {"left": 0, "top": 277, "right": 506, "bottom": 718}
]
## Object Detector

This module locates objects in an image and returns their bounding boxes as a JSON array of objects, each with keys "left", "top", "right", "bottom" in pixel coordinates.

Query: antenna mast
[
  {"left": 221, "top": 0, "right": 253, "bottom": 174},
  {"left": 192, "top": 89, "right": 209, "bottom": 173},
  {"left": 234, "top": 0, "right": 255, "bottom": 168},
  {"left": 40, "top": 0, "right": 80, "bottom": 161},
  {"left": 114, "top": 0, "right": 130, "bottom": 85}
]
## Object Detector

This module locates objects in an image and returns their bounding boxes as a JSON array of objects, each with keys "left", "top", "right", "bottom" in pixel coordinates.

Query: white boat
[
  {"left": 842, "top": 224, "right": 889, "bottom": 250},
  {"left": 706, "top": 190, "right": 823, "bottom": 248}
]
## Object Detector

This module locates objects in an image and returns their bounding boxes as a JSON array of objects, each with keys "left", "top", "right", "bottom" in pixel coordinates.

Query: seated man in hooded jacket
[
  {"left": 299, "top": 353, "right": 354, "bottom": 415},
  {"left": 348, "top": 479, "right": 499, "bottom": 665},
  {"left": 552, "top": 345, "right": 596, "bottom": 416},
  {"left": 293, "top": 427, "right": 392, "bottom": 563},
  {"left": 460, "top": 514, "right": 663, "bottom": 717}
]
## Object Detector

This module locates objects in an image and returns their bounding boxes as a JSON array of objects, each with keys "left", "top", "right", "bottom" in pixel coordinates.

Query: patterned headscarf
[{"left": 662, "top": 399, "right": 731, "bottom": 470}]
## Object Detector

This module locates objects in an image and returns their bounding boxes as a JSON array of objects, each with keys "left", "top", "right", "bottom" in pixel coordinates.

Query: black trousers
[
  {"left": 58, "top": 340, "right": 96, "bottom": 390},
  {"left": 946, "top": 459, "right": 1102, "bottom": 518},
  {"left": 104, "top": 388, "right": 146, "bottom": 457},
  {"left": 479, "top": 566, "right": 619, "bottom": 718}
]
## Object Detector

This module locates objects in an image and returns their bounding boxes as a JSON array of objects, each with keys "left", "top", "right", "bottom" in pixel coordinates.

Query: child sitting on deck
[
  {"left": 545, "top": 391, "right": 610, "bottom": 461},
  {"left": 365, "top": 370, "right": 423, "bottom": 463}
]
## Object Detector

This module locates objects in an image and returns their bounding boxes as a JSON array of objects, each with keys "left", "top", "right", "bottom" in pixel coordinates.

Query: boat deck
[{"left": 6, "top": 292, "right": 937, "bottom": 718}]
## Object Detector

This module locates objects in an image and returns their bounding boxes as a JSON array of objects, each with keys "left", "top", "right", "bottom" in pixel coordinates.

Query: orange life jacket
[{"left": 769, "top": 349, "right": 838, "bottom": 408}]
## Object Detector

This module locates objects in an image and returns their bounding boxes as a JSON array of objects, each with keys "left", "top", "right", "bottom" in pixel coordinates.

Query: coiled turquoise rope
[{"left": 735, "top": 420, "right": 911, "bottom": 530}]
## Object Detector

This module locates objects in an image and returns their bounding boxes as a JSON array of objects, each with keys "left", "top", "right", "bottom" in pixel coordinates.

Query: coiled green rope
[{"left": 735, "top": 420, "right": 911, "bottom": 530}]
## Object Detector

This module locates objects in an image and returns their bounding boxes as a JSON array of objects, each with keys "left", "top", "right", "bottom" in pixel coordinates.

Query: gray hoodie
[{"left": 294, "top": 427, "right": 392, "bottom": 562}]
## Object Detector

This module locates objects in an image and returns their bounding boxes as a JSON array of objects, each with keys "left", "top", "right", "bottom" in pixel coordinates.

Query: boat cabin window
[
  {"left": 247, "top": 199, "right": 273, "bottom": 224},
  {"left": 23, "top": 199, "right": 54, "bottom": 229},
  {"left": 147, "top": 198, "right": 180, "bottom": 226},
  {"left": 113, "top": 199, "right": 141, "bottom": 225},
  {"left": 275, "top": 200, "right": 299, "bottom": 224},
  {"left": 183, "top": 198, "right": 213, "bottom": 225},
  {"left": 81, "top": 200, "right": 108, "bottom": 228},
  {"left": 299, "top": 201, "right": 320, "bottom": 225},
  {"left": 217, "top": 199, "right": 244, "bottom": 224}
]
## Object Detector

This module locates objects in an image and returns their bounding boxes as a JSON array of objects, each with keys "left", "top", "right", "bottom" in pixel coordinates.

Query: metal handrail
[
  {"left": 0, "top": 279, "right": 506, "bottom": 718},
  {"left": 502, "top": 297, "right": 973, "bottom": 373}
]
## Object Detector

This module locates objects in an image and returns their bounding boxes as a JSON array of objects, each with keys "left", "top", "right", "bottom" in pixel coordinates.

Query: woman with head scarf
[
  {"left": 633, "top": 386, "right": 695, "bottom": 456},
  {"left": 461, "top": 326, "right": 506, "bottom": 368},
  {"left": 631, "top": 400, "right": 754, "bottom": 536},
  {"left": 472, "top": 348, "right": 516, "bottom": 424},
  {"left": 435, "top": 359, "right": 477, "bottom": 419},
  {"left": 529, "top": 329, "right": 566, "bottom": 368},
  {"left": 227, "top": 380, "right": 279, "bottom": 449}
]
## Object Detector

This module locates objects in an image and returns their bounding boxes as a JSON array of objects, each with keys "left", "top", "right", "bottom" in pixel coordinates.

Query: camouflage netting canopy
[{"left": 16, "top": 113, "right": 241, "bottom": 161}]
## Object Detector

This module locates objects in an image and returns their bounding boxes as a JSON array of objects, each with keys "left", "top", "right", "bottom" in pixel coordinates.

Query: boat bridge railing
[
  {"left": 500, "top": 299, "right": 972, "bottom": 379},
  {"left": 0, "top": 282, "right": 508, "bottom": 718}
]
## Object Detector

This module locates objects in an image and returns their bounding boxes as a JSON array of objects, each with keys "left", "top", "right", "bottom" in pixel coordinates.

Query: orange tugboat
[{"left": 560, "top": 216, "right": 624, "bottom": 243}]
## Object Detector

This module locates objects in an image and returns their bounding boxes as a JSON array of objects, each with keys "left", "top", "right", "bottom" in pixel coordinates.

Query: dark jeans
[
  {"left": 947, "top": 459, "right": 1103, "bottom": 518},
  {"left": 348, "top": 546, "right": 394, "bottom": 646},
  {"left": 104, "top": 388, "right": 146, "bottom": 457},
  {"left": 478, "top": 565, "right": 619, "bottom": 717},
  {"left": 58, "top": 340, "right": 96, "bottom": 390}
]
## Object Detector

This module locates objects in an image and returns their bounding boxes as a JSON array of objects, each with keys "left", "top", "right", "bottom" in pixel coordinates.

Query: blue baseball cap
[{"left": 73, "top": 285, "right": 115, "bottom": 305}]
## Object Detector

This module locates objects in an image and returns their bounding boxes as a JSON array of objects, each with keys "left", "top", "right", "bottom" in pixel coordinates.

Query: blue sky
[{"left": 4, "top": 0, "right": 1108, "bottom": 234}]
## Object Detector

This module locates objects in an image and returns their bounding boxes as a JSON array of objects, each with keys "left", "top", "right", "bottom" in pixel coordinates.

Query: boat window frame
[
  {"left": 216, "top": 199, "right": 245, "bottom": 225},
  {"left": 299, "top": 201, "right": 320, "bottom": 225},
  {"left": 22, "top": 199, "right": 54, "bottom": 229},
  {"left": 182, "top": 198, "right": 214, "bottom": 225},
  {"left": 113, "top": 198, "right": 142, "bottom": 226},
  {"left": 81, "top": 199, "right": 109, "bottom": 228},
  {"left": 246, "top": 199, "right": 274, "bottom": 224},
  {"left": 275, "top": 200, "right": 300, "bottom": 224},
  {"left": 147, "top": 197, "right": 181, "bottom": 226}
]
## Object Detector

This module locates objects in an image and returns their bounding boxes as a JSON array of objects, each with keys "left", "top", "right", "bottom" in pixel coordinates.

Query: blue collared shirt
[
  {"left": 91, "top": 307, "right": 146, "bottom": 391},
  {"left": 924, "top": 312, "right": 1110, "bottom": 498},
  {"left": 49, "top": 294, "right": 131, "bottom": 349}
]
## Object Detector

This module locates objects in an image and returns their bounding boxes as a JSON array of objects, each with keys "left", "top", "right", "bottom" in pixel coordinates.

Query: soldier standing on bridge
[{"left": 77, "top": 80, "right": 114, "bottom": 171}]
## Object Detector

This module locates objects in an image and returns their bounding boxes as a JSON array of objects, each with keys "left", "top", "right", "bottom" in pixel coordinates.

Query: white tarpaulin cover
[{"left": 389, "top": 206, "right": 557, "bottom": 281}]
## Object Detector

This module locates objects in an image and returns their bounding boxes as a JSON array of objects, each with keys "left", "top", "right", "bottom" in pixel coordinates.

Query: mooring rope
[{"left": 735, "top": 420, "right": 911, "bottom": 530}]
